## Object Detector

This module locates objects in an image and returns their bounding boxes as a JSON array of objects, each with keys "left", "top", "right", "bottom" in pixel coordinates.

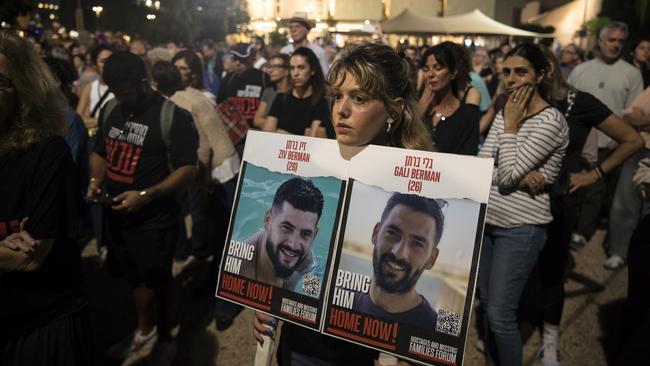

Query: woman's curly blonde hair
[
  {"left": 328, "top": 42, "right": 432, "bottom": 151},
  {"left": 0, "top": 32, "right": 66, "bottom": 156}
]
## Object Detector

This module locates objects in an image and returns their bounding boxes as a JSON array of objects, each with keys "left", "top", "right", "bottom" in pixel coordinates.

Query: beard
[
  {"left": 265, "top": 238, "right": 306, "bottom": 279},
  {"left": 372, "top": 249, "right": 424, "bottom": 294}
]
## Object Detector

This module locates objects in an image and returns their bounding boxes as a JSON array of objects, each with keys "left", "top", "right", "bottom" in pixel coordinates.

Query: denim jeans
[
  {"left": 478, "top": 224, "right": 547, "bottom": 366},
  {"left": 608, "top": 150, "right": 650, "bottom": 259}
]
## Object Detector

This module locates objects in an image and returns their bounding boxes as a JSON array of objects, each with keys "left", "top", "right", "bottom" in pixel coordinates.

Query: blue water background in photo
[{"left": 230, "top": 163, "right": 344, "bottom": 298}]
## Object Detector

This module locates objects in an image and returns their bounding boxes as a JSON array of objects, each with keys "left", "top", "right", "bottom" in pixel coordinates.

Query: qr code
[
  {"left": 302, "top": 275, "right": 320, "bottom": 296},
  {"left": 436, "top": 309, "right": 461, "bottom": 336}
]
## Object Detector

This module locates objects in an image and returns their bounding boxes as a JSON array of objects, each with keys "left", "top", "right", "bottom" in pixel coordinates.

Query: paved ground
[{"left": 83, "top": 228, "right": 631, "bottom": 365}]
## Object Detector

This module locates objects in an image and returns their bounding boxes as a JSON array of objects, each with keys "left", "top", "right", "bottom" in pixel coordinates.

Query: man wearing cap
[
  {"left": 280, "top": 12, "right": 329, "bottom": 75},
  {"left": 217, "top": 43, "right": 271, "bottom": 126},
  {"left": 87, "top": 51, "right": 199, "bottom": 363}
]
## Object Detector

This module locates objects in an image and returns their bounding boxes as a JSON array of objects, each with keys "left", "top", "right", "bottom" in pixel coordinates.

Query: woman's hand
[
  {"left": 504, "top": 84, "right": 534, "bottom": 133},
  {"left": 418, "top": 86, "right": 434, "bottom": 115},
  {"left": 569, "top": 170, "right": 599, "bottom": 193},
  {"left": 521, "top": 170, "right": 546, "bottom": 196},
  {"left": 1, "top": 231, "right": 37, "bottom": 253},
  {"left": 253, "top": 312, "right": 277, "bottom": 346}
]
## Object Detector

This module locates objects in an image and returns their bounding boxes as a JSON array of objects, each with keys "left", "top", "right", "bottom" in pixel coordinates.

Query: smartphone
[{"left": 89, "top": 193, "right": 117, "bottom": 206}]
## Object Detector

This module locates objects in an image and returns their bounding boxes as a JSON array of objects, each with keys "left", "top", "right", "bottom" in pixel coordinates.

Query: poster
[
  {"left": 322, "top": 145, "right": 493, "bottom": 366},
  {"left": 215, "top": 131, "right": 348, "bottom": 330}
]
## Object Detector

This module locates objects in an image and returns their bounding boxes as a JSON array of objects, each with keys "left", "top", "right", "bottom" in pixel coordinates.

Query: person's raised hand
[{"left": 504, "top": 84, "right": 534, "bottom": 133}]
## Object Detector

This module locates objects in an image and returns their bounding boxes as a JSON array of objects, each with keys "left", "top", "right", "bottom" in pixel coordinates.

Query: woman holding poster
[
  {"left": 254, "top": 42, "right": 431, "bottom": 365},
  {"left": 477, "top": 43, "right": 569, "bottom": 366},
  {"left": 263, "top": 47, "right": 332, "bottom": 138}
]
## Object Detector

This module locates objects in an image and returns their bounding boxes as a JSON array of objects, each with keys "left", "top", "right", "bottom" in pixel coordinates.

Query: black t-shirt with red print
[
  {"left": 217, "top": 67, "right": 270, "bottom": 123},
  {"left": 0, "top": 136, "right": 83, "bottom": 339},
  {"left": 94, "top": 93, "right": 198, "bottom": 229}
]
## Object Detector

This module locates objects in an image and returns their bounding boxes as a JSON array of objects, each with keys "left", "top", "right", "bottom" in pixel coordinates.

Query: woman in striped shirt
[{"left": 477, "top": 43, "right": 569, "bottom": 366}]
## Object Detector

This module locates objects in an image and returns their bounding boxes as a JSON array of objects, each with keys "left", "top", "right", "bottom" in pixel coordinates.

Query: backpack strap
[
  {"left": 160, "top": 99, "right": 176, "bottom": 172},
  {"left": 100, "top": 98, "right": 119, "bottom": 137},
  {"left": 91, "top": 88, "right": 111, "bottom": 118}
]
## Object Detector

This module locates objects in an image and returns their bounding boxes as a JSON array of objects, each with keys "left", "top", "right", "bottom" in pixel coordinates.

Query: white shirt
[
  {"left": 89, "top": 79, "right": 114, "bottom": 117},
  {"left": 479, "top": 108, "right": 569, "bottom": 228},
  {"left": 280, "top": 41, "right": 329, "bottom": 75},
  {"left": 568, "top": 58, "right": 643, "bottom": 147},
  {"left": 254, "top": 57, "right": 268, "bottom": 70}
]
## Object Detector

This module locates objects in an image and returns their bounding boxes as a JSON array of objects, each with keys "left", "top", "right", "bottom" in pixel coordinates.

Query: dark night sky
[{"left": 54, "top": 0, "right": 150, "bottom": 33}]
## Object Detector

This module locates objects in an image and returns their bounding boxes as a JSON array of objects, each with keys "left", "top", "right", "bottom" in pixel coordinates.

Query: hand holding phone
[{"left": 89, "top": 193, "right": 117, "bottom": 205}]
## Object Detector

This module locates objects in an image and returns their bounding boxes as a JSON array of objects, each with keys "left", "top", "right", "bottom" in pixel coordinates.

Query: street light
[
  {"left": 92, "top": 6, "right": 103, "bottom": 17},
  {"left": 92, "top": 5, "right": 103, "bottom": 31}
]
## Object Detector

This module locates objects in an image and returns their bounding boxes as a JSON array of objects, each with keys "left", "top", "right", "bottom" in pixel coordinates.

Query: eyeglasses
[
  {"left": 268, "top": 64, "right": 288, "bottom": 70},
  {"left": 0, "top": 74, "right": 12, "bottom": 91}
]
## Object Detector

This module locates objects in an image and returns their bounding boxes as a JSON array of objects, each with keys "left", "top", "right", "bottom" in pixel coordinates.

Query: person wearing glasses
[
  {"left": 558, "top": 43, "right": 583, "bottom": 80},
  {"left": 217, "top": 43, "right": 271, "bottom": 125},
  {"left": 253, "top": 53, "right": 290, "bottom": 129},
  {"left": 0, "top": 32, "right": 93, "bottom": 366},
  {"left": 263, "top": 47, "right": 331, "bottom": 138}
]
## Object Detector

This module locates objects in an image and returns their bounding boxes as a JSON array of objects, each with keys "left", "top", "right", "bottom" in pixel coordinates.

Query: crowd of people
[{"left": 1, "top": 10, "right": 649, "bottom": 366}]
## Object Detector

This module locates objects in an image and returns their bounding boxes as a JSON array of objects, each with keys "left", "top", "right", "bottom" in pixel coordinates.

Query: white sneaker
[
  {"left": 121, "top": 326, "right": 158, "bottom": 366},
  {"left": 569, "top": 233, "right": 587, "bottom": 251},
  {"left": 97, "top": 246, "right": 107, "bottom": 259},
  {"left": 538, "top": 342, "right": 561, "bottom": 366},
  {"left": 604, "top": 255, "right": 625, "bottom": 270},
  {"left": 172, "top": 255, "right": 199, "bottom": 278},
  {"left": 475, "top": 338, "right": 485, "bottom": 353}
]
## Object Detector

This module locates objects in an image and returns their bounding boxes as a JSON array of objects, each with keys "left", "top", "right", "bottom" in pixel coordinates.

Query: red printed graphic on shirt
[
  {"left": 227, "top": 84, "right": 263, "bottom": 121},
  {"left": 0, "top": 219, "right": 22, "bottom": 240},
  {"left": 105, "top": 121, "right": 148, "bottom": 184}
]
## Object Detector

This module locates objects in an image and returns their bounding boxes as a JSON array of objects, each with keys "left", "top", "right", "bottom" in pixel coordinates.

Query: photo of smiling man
[
  {"left": 352, "top": 192, "right": 444, "bottom": 330},
  {"left": 238, "top": 177, "right": 324, "bottom": 290}
]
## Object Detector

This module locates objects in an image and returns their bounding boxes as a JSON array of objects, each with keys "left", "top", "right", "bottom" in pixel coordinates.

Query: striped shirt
[{"left": 479, "top": 107, "right": 569, "bottom": 228}]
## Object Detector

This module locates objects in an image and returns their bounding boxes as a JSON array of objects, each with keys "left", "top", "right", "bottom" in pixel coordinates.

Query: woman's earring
[{"left": 386, "top": 118, "right": 394, "bottom": 133}]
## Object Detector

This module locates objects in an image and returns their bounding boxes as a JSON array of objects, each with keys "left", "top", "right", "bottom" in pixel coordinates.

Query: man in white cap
[{"left": 280, "top": 12, "right": 329, "bottom": 74}]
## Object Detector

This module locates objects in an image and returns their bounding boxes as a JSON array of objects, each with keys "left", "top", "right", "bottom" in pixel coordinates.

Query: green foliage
[
  {"left": 268, "top": 30, "right": 288, "bottom": 48},
  {"left": 228, "top": 0, "right": 251, "bottom": 34},
  {"left": 584, "top": 16, "right": 611, "bottom": 37},
  {"left": 0, "top": 1, "right": 31, "bottom": 25},
  {"left": 600, "top": 0, "right": 650, "bottom": 37},
  {"left": 124, "top": 0, "right": 251, "bottom": 45}
]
